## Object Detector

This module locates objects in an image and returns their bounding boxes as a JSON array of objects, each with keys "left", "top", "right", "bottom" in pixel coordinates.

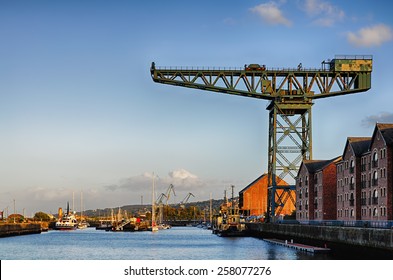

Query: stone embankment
[
  {"left": 0, "top": 223, "right": 42, "bottom": 238},
  {"left": 247, "top": 222, "right": 393, "bottom": 252}
]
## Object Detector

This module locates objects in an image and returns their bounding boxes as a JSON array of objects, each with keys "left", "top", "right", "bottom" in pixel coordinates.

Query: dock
[
  {"left": 0, "top": 223, "right": 42, "bottom": 238},
  {"left": 264, "top": 238, "right": 330, "bottom": 253}
]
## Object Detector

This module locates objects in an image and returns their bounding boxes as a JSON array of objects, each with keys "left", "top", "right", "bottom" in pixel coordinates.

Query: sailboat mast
[
  {"left": 210, "top": 193, "right": 212, "bottom": 224},
  {"left": 152, "top": 173, "right": 155, "bottom": 226},
  {"left": 80, "top": 191, "right": 83, "bottom": 222}
]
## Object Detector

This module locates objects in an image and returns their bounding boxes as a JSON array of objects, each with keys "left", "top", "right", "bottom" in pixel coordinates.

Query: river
[{"left": 0, "top": 226, "right": 332, "bottom": 260}]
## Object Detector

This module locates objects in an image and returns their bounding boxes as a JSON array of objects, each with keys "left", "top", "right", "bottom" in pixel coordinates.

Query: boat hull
[{"left": 54, "top": 224, "right": 78, "bottom": 230}]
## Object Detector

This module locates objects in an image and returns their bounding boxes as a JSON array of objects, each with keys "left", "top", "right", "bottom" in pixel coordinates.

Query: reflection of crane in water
[{"left": 180, "top": 192, "right": 195, "bottom": 209}]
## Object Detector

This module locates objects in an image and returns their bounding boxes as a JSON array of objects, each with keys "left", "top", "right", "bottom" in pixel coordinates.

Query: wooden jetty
[{"left": 264, "top": 238, "right": 330, "bottom": 253}]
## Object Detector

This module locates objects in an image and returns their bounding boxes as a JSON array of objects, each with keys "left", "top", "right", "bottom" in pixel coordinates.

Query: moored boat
[
  {"left": 213, "top": 186, "right": 246, "bottom": 237},
  {"left": 55, "top": 202, "right": 78, "bottom": 230},
  {"left": 77, "top": 220, "right": 90, "bottom": 229}
]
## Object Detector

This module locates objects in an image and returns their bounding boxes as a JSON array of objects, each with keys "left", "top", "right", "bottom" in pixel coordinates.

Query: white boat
[
  {"left": 77, "top": 191, "right": 89, "bottom": 229},
  {"left": 77, "top": 221, "right": 89, "bottom": 229},
  {"left": 55, "top": 202, "right": 78, "bottom": 230}
]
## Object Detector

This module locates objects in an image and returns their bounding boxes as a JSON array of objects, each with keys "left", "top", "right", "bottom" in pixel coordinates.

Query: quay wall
[
  {"left": 0, "top": 223, "right": 42, "bottom": 238},
  {"left": 246, "top": 222, "right": 393, "bottom": 252}
]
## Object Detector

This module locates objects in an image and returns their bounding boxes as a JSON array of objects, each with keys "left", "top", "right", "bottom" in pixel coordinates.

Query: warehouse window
[{"left": 372, "top": 151, "right": 378, "bottom": 167}]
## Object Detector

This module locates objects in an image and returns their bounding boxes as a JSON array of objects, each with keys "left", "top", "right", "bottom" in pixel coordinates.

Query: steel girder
[{"left": 267, "top": 101, "right": 312, "bottom": 219}]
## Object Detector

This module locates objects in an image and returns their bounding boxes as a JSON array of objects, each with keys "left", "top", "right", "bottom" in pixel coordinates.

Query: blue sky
[{"left": 1, "top": 0, "right": 392, "bottom": 215}]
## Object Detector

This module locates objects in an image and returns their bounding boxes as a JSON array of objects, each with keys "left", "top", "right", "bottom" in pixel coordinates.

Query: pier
[{"left": 264, "top": 238, "right": 330, "bottom": 253}]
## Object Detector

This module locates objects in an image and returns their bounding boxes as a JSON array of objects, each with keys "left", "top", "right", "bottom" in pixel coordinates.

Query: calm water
[{"left": 0, "top": 226, "right": 331, "bottom": 260}]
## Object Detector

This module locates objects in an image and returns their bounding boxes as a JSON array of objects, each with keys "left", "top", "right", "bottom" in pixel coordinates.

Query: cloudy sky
[{"left": 1, "top": 0, "right": 392, "bottom": 215}]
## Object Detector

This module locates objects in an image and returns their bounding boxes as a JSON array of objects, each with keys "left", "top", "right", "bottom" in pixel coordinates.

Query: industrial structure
[{"left": 150, "top": 55, "right": 372, "bottom": 221}]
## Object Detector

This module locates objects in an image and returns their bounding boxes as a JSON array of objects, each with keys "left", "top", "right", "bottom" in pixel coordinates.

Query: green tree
[{"left": 34, "top": 211, "right": 51, "bottom": 221}]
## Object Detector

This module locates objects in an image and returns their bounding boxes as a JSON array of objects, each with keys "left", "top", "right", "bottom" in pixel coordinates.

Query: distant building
[
  {"left": 239, "top": 174, "right": 294, "bottom": 217},
  {"left": 296, "top": 157, "right": 341, "bottom": 222},
  {"left": 336, "top": 137, "right": 371, "bottom": 221}
]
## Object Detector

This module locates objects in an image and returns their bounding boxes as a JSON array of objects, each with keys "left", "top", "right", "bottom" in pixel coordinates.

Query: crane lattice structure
[{"left": 150, "top": 55, "right": 372, "bottom": 220}]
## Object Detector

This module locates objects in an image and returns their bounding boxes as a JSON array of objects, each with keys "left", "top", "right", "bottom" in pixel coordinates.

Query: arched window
[
  {"left": 372, "top": 189, "right": 378, "bottom": 205},
  {"left": 350, "top": 159, "right": 355, "bottom": 173},
  {"left": 373, "top": 151, "right": 378, "bottom": 167},
  {"left": 373, "top": 208, "right": 378, "bottom": 217},
  {"left": 373, "top": 171, "right": 378, "bottom": 186}
]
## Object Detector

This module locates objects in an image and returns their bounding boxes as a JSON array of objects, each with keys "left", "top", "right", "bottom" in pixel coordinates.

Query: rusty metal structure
[{"left": 150, "top": 55, "right": 372, "bottom": 221}]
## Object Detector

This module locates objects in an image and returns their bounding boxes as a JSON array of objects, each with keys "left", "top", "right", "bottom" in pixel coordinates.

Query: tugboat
[
  {"left": 55, "top": 202, "right": 78, "bottom": 230},
  {"left": 213, "top": 186, "right": 246, "bottom": 237}
]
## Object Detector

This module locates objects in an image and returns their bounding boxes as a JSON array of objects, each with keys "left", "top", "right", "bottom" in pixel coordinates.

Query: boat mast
[
  {"left": 209, "top": 193, "right": 212, "bottom": 224},
  {"left": 80, "top": 191, "right": 83, "bottom": 222},
  {"left": 152, "top": 172, "right": 155, "bottom": 227},
  {"left": 231, "top": 185, "right": 235, "bottom": 215}
]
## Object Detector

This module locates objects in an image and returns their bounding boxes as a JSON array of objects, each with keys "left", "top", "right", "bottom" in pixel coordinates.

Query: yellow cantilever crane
[{"left": 150, "top": 56, "right": 372, "bottom": 221}]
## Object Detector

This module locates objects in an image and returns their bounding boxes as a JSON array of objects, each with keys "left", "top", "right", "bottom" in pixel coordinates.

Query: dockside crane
[
  {"left": 180, "top": 192, "right": 195, "bottom": 209},
  {"left": 151, "top": 56, "right": 372, "bottom": 221},
  {"left": 164, "top": 184, "right": 176, "bottom": 205},
  {"left": 156, "top": 184, "right": 176, "bottom": 224}
]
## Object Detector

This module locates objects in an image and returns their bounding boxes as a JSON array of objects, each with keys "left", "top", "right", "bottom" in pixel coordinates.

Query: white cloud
[
  {"left": 250, "top": 2, "right": 292, "bottom": 27},
  {"left": 347, "top": 24, "right": 393, "bottom": 47},
  {"left": 104, "top": 169, "right": 204, "bottom": 194},
  {"left": 169, "top": 169, "right": 197, "bottom": 180},
  {"left": 361, "top": 112, "right": 393, "bottom": 128},
  {"left": 302, "top": 0, "right": 344, "bottom": 26}
]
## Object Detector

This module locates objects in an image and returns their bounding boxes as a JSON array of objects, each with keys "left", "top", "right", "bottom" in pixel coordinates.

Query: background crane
[
  {"left": 156, "top": 184, "right": 176, "bottom": 224},
  {"left": 180, "top": 193, "right": 195, "bottom": 209},
  {"left": 151, "top": 55, "right": 372, "bottom": 221}
]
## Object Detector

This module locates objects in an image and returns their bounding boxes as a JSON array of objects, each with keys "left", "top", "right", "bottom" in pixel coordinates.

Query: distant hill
[{"left": 83, "top": 198, "right": 231, "bottom": 218}]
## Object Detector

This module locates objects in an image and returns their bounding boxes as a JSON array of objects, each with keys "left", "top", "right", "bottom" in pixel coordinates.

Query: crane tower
[{"left": 150, "top": 55, "right": 372, "bottom": 221}]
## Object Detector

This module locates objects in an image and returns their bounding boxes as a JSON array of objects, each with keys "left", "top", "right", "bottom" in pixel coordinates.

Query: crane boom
[
  {"left": 151, "top": 55, "right": 372, "bottom": 101},
  {"left": 165, "top": 184, "right": 176, "bottom": 204},
  {"left": 180, "top": 193, "right": 195, "bottom": 204}
]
